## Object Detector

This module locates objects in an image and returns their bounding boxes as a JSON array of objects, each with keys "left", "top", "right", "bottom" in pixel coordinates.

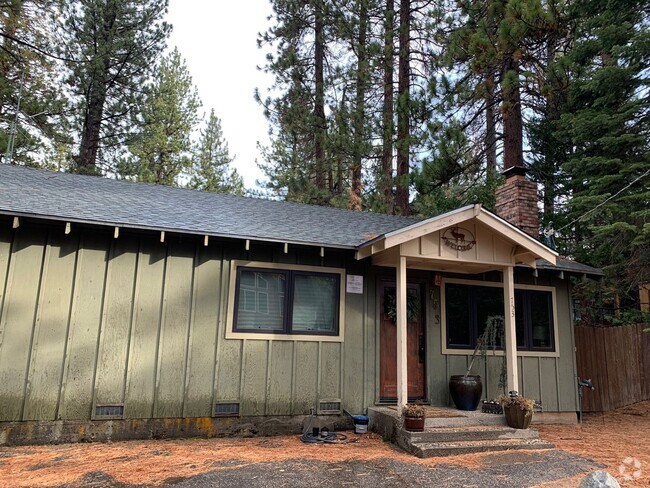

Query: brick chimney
[{"left": 495, "top": 166, "right": 539, "bottom": 238}]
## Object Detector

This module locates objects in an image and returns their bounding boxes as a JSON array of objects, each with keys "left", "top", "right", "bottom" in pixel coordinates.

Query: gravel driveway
[{"left": 51, "top": 449, "right": 601, "bottom": 488}]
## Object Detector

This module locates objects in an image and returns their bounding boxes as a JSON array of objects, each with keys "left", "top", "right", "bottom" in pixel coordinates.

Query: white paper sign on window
[{"left": 346, "top": 275, "right": 364, "bottom": 294}]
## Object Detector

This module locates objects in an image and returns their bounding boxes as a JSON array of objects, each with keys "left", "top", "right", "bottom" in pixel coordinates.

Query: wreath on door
[{"left": 384, "top": 288, "right": 420, "bottom": 322}]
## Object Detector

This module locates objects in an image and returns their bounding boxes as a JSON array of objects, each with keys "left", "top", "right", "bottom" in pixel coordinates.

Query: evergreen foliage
[
  {"left": 0, "top": 1, "right": 67, "bottom": 167},
  {"left": 258, "top": 0, "right": 441, "bottom": 214},
  {"left": 189, "top": 109, "right": 244, "bottom": 195},
  {"left": 62, "top": 0, "right": 170, "bottom": 174},
  {"left": 555, "top": 0, "right": 650, "bottom": 302},
  {"left": 257, "top": 0, "right": 649, "bottom": 310},
  {"left": 125, "top": 48, "right": 200, "bottom": 186},
  {"left": 0, "top": 1, "right": 648, "bottom": 312}
]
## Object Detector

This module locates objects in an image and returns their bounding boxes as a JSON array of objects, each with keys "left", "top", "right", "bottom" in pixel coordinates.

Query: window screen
[
  {"left": 292, "top": 273, "right": 338, "bottom": 333},
  {"left": 235, "top": 269, "right": 286, "bottom": 331}
]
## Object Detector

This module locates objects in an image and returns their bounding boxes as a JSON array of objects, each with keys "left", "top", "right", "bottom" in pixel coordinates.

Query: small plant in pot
[
  {"left": 402, "top": 404, "right": 426, "bottom": 432},
  {"left": 498, "top": 391, "right": 534, "bottom": 429},
  {"left": 449, "top": 315, "right": 506, "bottom": 411}
]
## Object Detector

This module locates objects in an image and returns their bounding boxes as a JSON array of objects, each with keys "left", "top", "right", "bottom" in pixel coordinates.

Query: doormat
[{"left": 387, "top": 406, "right": 463, "bottom": 418}]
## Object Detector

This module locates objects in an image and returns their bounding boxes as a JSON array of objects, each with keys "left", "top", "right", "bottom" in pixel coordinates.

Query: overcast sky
[{"left": 167, "top": 1, "right": 274, "bottom": 189}]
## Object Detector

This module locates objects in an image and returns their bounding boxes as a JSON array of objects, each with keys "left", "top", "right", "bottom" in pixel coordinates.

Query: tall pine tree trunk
[
  {"left": 485, "top": 1, "right": 497, "bottom": 181},
  {"left": 74, "top": 1, "right": 117, "bottom": 174},
  {"left": 76, "top": 80, "right": 108, "bottom": 173},
  {"left": 395, "top": 0, "right": 410, "bottom": 215},
  {"left": 313, "top": 0, "right": 327, "bottom": 196},
  {"left": 502, "top": 56, "right": 523, "bottom": 170},
  {"left": 485, "top": 70, "right": 497, "bottom": 178},
  {"left": 349, "top": 0, "right": 368, "bottom": 211},
  {"left": 381, "top": 0, "right": 395, "bottom": 213},
  {"left": 541, "top": 33, "right": 559, "bottom": 221}
]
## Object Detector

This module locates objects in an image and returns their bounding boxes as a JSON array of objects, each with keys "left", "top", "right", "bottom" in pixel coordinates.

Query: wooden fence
[{"left": 575, "top": 324, "right": 650, "bottom": 412}]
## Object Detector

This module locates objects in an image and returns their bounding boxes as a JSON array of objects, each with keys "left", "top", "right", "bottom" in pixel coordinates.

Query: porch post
[
  {"left": 503, "top": 265, "right": 520, "bottom": 392},
  {"left": 396, "top": 255, "right": 408, "bottom": 415}
]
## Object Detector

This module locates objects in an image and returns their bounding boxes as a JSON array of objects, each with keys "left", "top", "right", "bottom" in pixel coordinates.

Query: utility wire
[{"left": 556, "top": 167, "right": 650, "bottom": 233}]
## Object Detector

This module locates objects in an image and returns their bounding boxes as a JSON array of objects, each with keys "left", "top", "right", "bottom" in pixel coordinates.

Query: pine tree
[
  {"left": 556, "top": 0, "right": 650, "bottom": 302},
  {"left": 125, "top": 48, "right": 201, "bottom": 186},
  {"left": 348, "top": 0, "right": 371, "bottom": 211},
  {"left": 189, "top": 109, "right": 244, "bottom": 195},
  {"left": 0, "top": 1, "right": 67, "bottom": 167},
  {"left": 378, "top": 0, "right": 396, "bottom": 213},
  {"left": 258, "top": 0, "right": 327, "bottom": 203},
  {"left": 394, "top": 0, "right": 413, "bottom": 215},
  {"left": 62, "top": 0, "right": 170, "bottom": 174}
]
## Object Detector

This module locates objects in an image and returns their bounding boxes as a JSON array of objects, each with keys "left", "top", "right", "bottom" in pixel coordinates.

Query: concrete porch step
[
  {"left": 425, "top": 413, "right": 507, "bottom": 428},
  {"left": 411, "top": 438, "right": 555, "bottom": 458},
  {"left": 368, "top": 406, "right": 555, "bottom": 458},
  {"left": 407, "top": 425, "right": 541, "bottom": 443}
]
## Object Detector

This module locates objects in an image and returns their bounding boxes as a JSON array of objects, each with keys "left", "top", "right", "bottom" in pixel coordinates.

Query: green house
[{"left": 0, "top": 164, "right": 600, "bottom": 444}]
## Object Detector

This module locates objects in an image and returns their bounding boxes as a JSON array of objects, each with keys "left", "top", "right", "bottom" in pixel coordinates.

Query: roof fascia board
[
  {"left": 518, "top": 262, "right": 603, "bottom": 279},
  {"left": 383, "top": 204, "right": 478, "bottom": 241},
  {"left": 0, "top": 210, "right": 356, "bottom": 251},
  {"left": 474, "top": 212, "right": 557, "bottom": 264},
  {"left": 356, "top": 205, "right": 479, "bottom": 260},
  {"left": 356, "top": 204, "right": 558, "bottom": 265}
]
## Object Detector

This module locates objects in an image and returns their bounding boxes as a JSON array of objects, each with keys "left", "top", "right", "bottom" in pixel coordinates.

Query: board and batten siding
[
  {"left": 425, "top": 274, "right": 579, "bottom": 412},
  {"left": 0, "top": 220, "right": 577, "bottom": 423},
  {"left": 0, "top": 223, "right": 372, "bottom": 421}
]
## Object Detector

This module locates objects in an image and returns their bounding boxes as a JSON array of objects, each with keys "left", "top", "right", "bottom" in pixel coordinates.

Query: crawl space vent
[
  {"left": 95, "top": 404, "right": 124, "bottom": 418},
  {"left": 318, "top": 400, "right": 342, "bottom": 415},
  {"left": 213, "top": 402, "right": 240, "bottom": 417}
]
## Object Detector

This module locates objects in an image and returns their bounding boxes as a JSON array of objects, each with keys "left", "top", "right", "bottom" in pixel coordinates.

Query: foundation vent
[
  {"left": 318, "top": 399, "right": 342, "bottom": 415},
  {"left": 94, "top": 404, "right": 124, "bottom": 418},
  {"left": 213, "top": 402, "right": 240, "bottom": 417}
]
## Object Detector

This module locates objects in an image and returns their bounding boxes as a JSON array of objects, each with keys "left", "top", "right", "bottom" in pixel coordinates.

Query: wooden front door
[{"left": 379, "top": 282, "right": 426, "bottom": 401}]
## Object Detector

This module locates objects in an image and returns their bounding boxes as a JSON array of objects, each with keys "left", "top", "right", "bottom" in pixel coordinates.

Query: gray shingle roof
[
  {"left": 536, "top": 257, "right": 603, "bottom": 276},
  {"left": 0, "top": 164, "right": 419, "bottom": 249}
]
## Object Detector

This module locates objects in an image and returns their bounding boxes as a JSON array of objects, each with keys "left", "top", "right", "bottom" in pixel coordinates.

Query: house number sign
[{"left": 442, "top": 226, "right": 476, "bottom": 252}]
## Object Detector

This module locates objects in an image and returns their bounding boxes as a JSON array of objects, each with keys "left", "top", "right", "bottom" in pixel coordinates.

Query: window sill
[
  {"left": 225, "top": 330, "right": 344, "bottom": 342},
  {"left": 442, "top": 347, "right": 559, "bottom": 358}
]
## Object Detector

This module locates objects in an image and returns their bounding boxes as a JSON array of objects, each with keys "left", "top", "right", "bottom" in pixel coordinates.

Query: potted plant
[
  {"left": 498, "top": 391, "right": 534, "bottom": 429},
  {"left": 449, "top": 315, "right": 506, "bottom": 411},
  {"left": 402, "top": 404, "right": 426, "bottom": 432}
]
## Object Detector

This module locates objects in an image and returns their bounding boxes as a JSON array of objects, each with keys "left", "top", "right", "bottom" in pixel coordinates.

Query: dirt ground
[
  {"left": 536, "top": 401, "right": 650, "bottom": 487},
  {"left": 0, "top": 401, "right": 648, "bottom": 487}
]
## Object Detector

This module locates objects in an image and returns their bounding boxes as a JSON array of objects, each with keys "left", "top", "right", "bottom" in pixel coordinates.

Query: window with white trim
[
  {"left": 233, "top": 267, "right": 340, "bottom": 336},
  {"left": 444, "top": 282, "right": 555, "bottom": 352}
]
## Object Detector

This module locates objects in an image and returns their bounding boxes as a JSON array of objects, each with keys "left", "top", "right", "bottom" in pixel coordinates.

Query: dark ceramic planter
[
  {"left": 404, "top": 416, "right": 425, "bottom": 432},
  {"left": 449, "top": 375, "right": 483, "bottom": 411},
  {"left": 503, "top": 405, "right": 532, "bottom": 429}
]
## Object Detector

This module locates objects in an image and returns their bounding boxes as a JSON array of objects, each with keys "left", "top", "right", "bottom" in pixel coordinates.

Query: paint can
[{"left": 352, "top": 415, "right": 369, "bottom": 434}]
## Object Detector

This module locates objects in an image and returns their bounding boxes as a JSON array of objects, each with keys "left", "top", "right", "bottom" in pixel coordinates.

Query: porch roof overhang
[
  {"left": 355, "top": 204, "right": 558, "bottom": 271},
  {"left": 373, "top": 205, "right": 559, "bottom": 413}
]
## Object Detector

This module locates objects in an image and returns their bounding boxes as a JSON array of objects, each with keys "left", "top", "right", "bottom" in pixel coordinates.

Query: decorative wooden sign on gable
[{"left": 441, "top": 227, "right": 476, "bottom": 252}]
